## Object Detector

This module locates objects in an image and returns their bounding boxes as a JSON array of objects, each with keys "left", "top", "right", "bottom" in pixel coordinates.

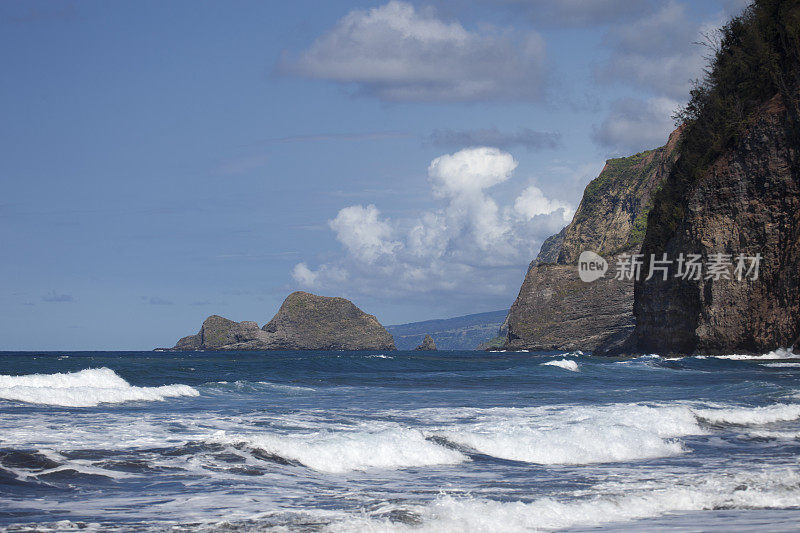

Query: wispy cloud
[
  {"left": 215, "top": 132, "right": 411, "bottom": 175},
  {"left": 253, "top": 131, "right": 410, "bottom": 145},
  {"left": 3, "top": 3, "right": 76, "bottom": 24},
  {"left": 592, "top": 1, "right": 727, "bottom": 152},
  {"left": 213, "top": 153, "right": 271, "bottom": 177},
  {"left": 592, "top": 97, "right": 679, "bottom": 154},
  {"left": 214, "top": 252, "right": 299, "bottom": 260},
  {"left": 42, "top": 291, "right": 75, "bottom": 303},
  {"left": 430, "top": 127, "right": 560, "bottom": 151},
  {"left": 482, "top": 0, "right": 657, "bottom": 27},
  {"left": 146, "top": 296, "right": 174, "bottom": 306},
  {"left": 598, "top": 1, "right": 709, "bottom": 100}
]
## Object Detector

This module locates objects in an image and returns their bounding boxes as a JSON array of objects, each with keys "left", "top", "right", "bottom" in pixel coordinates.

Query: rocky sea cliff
[{"left": 505, "top": 0, "right": 800, "bottom": 356}]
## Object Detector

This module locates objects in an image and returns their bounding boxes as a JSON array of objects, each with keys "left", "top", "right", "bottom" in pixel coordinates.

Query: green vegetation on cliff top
[{"left": 574, "top": 148, "right": 659, "bottom": 226}]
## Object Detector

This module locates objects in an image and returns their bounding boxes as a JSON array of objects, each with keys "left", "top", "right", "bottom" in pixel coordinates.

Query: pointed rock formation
[{"left": 414, "top": 335, "right": 437, "bottom": 351}]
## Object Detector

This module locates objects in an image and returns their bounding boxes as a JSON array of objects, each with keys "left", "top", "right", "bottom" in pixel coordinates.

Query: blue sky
[{"left": 0, "top": 0, "right": 748, "bottom": 350}]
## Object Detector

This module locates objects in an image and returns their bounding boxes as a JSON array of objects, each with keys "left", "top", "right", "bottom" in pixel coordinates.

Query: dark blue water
[{"left": 1, "top": 350, "right": 800, "bottom": 532}]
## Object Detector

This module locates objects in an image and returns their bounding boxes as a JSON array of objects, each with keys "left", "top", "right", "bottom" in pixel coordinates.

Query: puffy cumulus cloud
[
  {"left": 328, "top": 204, "right": 401, "bottom": 263},
  {"left": 280, "top": 1, "right": 546, "bottom": 102},
  {"left": 428, "top": 147, "right": 517, "bottom": 197},
  {"left": 593, "top": 97, "right": 679, "bottom": 154},
  {"left": 292, "top": 148, "right": 579, "bottom": 302},
  {"left": 514, "top": 185, "right": 575, "bottom": 220}
]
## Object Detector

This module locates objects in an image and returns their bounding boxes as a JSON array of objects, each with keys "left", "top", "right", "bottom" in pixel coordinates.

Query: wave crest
[
  {"left": 0, "top": 368, "right": 199, "bottom": 407},
  {"left": 540, "top": 359, "right": 579, "bottom": 372},
  {"left": 209, "top": 428, "right": 468, "bottom": 473}
]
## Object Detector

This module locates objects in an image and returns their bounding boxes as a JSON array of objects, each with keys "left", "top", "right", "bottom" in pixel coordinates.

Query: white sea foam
[
  {"left": 257, "top": 381, "right": 317, "bottom": 392},
  {"left": 439, "top": 424, "right": 684, "bottom": 464},
  {"left": 614, "top": 354, "right": 663, "bottom": 366},
  {"left": 541, "top": 359, "right": 579, "bottom": 372},
  {"left": 331, "top": 469, "right": 800, "bottom": 532},
  {"left": 761, "top": 362, "right": 800, "bottom": 368},
  {"left": 435, "top": 404, "right": 699, "bottom": 465},
  {"left": 404, "top": 401, "right": 800, "bottom": 466},
  {"left": 713, "top": 347, "right": 797, "bottom": 360},
  {"left": 694, "top": 404, "right": 800, "bottom": 425},
  {"left": 0, "top": 368, "right": 199, "bottom": 407},
  {"left": 746, "top": 429, "right": 800, "bottom": 440},
  {"left": 209, "top": 428, "right": 468, "bottom": 473}
]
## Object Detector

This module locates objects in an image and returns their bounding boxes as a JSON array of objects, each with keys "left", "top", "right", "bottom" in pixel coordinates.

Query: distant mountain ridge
[{"left": 387, "top": 310, "right": 507, "bottom": 350}]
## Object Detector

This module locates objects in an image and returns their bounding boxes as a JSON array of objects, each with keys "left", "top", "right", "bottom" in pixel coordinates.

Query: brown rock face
[
  {"left": 169, "top": 292, "right": 395, "bottom": 351},
  {"left": 504, "top": 130, "right": 681, "bottom": 352},
  {"left": 414, "top": 334, "right": 437, "bottom": 351},
  {"left": 506, "top": 264, "right": 634, "bottom": 351},
  {"left": 635, "top": 94, "right": 800, "bottom": 354},
  {"left": 261, "top": 291, "right": 396, "bottom": 351},
  {"left": 558, "top": 128, "right": 683, "bottom": 263},
  {"left": 172, "top": 315, "right": 273, "bottom": 351}
]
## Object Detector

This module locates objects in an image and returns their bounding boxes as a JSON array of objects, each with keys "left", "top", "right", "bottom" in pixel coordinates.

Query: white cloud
[
  {"left": 428, "top": 147, "right": 518, "bottom": 196},
  {"left": 328, "top": 204, "right": 401, "bottom": 263},
  {"left": 514, "top": 185, "right": 575, "bottom": 220},
  {"left": 281, "top": 1, "right": 546, "bottom": 102},
  {"left": 291, "top": 262, "right": 347, "bottom": 288},
  {"left": 292, "top": 148, "right": 578, "bottom": 301},
  {"left": 291, "top": 263, "right": 319, "bottom": 287}
]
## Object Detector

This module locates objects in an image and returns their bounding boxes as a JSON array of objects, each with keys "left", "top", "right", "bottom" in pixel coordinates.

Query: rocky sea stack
[
  {"left": 169, "top": 291, "right": 395, "bottom": 351},
  {"left": 414, "top": 335, "right": 437, "bottom": 351}
]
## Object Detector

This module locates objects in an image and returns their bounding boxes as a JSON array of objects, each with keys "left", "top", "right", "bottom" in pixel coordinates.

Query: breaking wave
[
  {"left": 330, "top": 469, "right": 800, "bottom": 532},
  {"left": 0, "top": 368, "right": 199, "bottom": 407},
  {"left": 708, "top": 347, "right": 797, "bottom": 360},
  {"left": 433, "top": 404, "right": 699, "bottom": 465},
  {"left": 540, "top": 359, "right": 579, "bottom": 372},
  {"left": 208, "top": 428, "right": 468, "bottom": 473},
  {"left": 694, "top": 404, "right": 800, "bottom": 426},
  {"left": 437, "top": 424, "right": 684, "bottom": 465}
]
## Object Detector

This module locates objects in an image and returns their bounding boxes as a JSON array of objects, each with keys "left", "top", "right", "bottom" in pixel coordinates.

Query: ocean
[{"left": 1, "top": 350, "right": 800, "bottom": 532}]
